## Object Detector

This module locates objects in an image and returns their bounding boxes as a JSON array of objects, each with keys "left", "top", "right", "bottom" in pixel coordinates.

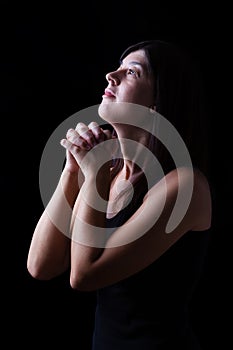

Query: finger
[
  {"left": 66, "top": 129, "right": 91, "bottom": 150},
  {"left": 75, "top": 122, "right": 97, "bottom": 147},
  {"left": 60, "top": 139, "right": 83, "bottom": 158},
  {"left": 60, "top": 138, "right": 76, "bottom": 150},
  {"left": 88, "top": 122, "right": 105, "bottom": 143},
  {"left": 75, "top": 122, "right": 89, "bottom": 134},
  {"left": 103, "top": 129, "right": 114, "bottom": 140}
]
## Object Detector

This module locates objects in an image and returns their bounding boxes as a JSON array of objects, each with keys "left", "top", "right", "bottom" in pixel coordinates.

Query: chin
[
  {"left": 98, "top": 101, "right": 132, "bottom": 124},
  {"left": 98, "top": 101, "right": 110, "bottom": 122},
  {"left": 98, "top": 101, "right": 151, "bottom": 129},
  {"left": 98, "top": 100, "right": 126, "bottom": 124}
]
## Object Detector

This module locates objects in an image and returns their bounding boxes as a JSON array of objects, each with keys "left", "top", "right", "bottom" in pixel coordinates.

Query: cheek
[
  {"left": 119, "top": 82, "right": 155, "bottom": 106},
  {"left": 120, "top": 88, "right": 143, "bottom": 103},
  {"left": 130, "top": 88, "right": 153, "bottom": 107}
]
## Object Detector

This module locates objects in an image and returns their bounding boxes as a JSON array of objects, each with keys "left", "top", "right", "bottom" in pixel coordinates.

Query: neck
[{"left": 120, "top": 162, "right": 143, "bottom": 181}]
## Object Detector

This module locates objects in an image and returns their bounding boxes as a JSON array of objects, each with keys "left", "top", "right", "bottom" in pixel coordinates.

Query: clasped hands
[{"left": 60, "top": 121, "right": 117, "bottom": 177}]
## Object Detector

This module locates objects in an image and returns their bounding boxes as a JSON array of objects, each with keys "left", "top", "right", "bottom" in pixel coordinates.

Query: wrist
[
  {"left": 60, "top": 169, "right": 80, "bottom": 206},
  {"left": 84, "top": 167, "right": 111, "bottom": 201}
]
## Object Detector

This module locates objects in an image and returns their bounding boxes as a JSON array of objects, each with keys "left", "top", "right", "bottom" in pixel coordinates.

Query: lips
[{"left": 104, "top": 89, "right": 115, "bottom": 97}]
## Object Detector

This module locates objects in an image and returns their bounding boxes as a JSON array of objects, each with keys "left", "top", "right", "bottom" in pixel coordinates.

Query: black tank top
[{"left": 91, "top": 182, "right": 210, "bottom": 350}]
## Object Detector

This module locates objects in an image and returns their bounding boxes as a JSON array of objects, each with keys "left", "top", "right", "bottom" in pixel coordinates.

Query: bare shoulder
[
  {"left": 144, "top": 167, "right": 212, "bottom": 235},
  {"left": 145, "top": 166, "right": 212, "bottom": 232}
]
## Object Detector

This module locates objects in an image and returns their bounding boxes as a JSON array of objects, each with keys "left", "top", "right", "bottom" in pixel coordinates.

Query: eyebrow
[
  {"left": 128, "top": 61, "right": 143, "bottom": 66},
  {"left": 121, "top": 61, "right": 146, "bottom": 69}
]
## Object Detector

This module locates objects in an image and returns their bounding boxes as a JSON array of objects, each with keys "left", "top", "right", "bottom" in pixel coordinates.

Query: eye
[{"left": 127, "top": 68, "right": 138, "bottom": 76}]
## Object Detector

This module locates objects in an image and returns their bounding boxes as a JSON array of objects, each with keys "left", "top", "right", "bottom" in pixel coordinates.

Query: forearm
[
  {"left": 27, "top": 169, "right": 80, "bottom": 279},
  {"left": 70, "top": 168, "right": 111, "bottom": 287}
]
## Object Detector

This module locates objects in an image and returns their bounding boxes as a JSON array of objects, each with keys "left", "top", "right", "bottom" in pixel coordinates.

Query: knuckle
[
  {"left": 70, "top": 143, "right": 79, "bottom": 154},
  {"left": 78, "top": 138, "right": 87, "bottom": 147},
  {"left": 76, "top": 122, "right": 88, "bottom": 135},
  {"left": 66, "top": 128, "right": 75, "bottom": 138},
  {"left": 76, "top": 122, "right": 87, "bottom": 129},
  {"left": 67, "top": 134, "right": 76, "bottom": 143},
  {"left": 85, "top": 133, "right": 94, "bottom": 142},
  {"left": 88, "top": 121, "right": 99, "bottom": 129}
]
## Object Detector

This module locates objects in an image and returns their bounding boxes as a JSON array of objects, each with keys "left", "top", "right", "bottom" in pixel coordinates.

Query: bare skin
[{"left": 27, "top": 50, "right": 212, "bottom": 291}]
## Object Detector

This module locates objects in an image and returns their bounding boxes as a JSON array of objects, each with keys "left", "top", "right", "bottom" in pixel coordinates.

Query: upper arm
[{"left": 72, "top": 167, "right": 211, "bottom": 291}]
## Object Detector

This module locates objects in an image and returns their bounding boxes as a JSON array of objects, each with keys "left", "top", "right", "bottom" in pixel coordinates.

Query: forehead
[{"left": 121, "top": 49, "right": 148, "bottom": 66}]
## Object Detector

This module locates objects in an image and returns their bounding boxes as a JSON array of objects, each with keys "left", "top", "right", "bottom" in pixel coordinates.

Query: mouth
[{"left": 103, "top": 89, "right": 116, "bottom": 98}]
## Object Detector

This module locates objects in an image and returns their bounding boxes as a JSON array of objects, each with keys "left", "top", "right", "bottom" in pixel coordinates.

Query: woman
[{"left": 27, "top": 40, "right": 212, "bottom": 349}]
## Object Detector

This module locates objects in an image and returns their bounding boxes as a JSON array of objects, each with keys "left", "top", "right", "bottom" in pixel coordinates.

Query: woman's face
[
  {"left": 99, "top": 49, "right": 155, "bottom": 118},
  {"left": 99, "top": 50, "right": 154, "bottom": 123}
]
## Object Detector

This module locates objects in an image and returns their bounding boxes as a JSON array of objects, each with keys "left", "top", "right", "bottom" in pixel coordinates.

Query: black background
[{"left": 1, "top": 1, "right": 230, "bottom": 349}]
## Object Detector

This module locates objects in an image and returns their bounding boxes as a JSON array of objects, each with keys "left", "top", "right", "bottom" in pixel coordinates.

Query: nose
[{"left": 106, "top": 71, "right": 120, "bottom": 85}]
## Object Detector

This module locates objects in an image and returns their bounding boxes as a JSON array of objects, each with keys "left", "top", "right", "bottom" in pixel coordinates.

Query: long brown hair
[{"left": 117, "top": 40, "right": 210, "bottom": 179}]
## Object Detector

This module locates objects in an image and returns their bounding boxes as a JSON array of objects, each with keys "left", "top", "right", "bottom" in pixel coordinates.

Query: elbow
[
  {"left": 70, "top": 270, "right": 96, "bottom": 292},
  {"left": 27, "top": 262, "right": 50, "bottom": 281},
  {"left": 27, "top": 257, "right": 55, "bottom": 281}
]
